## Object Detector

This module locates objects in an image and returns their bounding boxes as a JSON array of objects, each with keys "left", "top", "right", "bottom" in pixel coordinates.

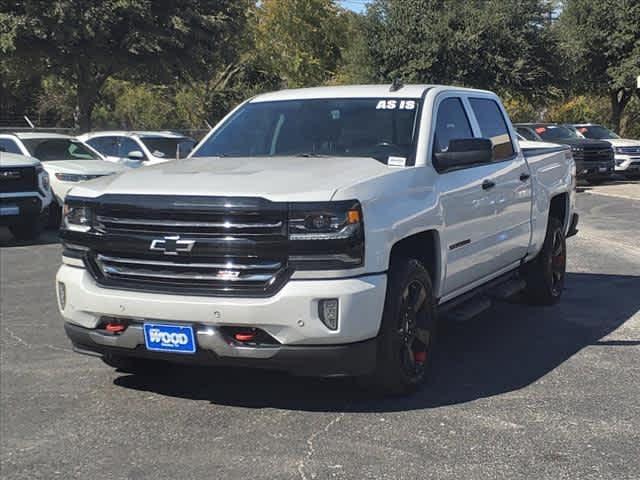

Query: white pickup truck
[{"left": 57, "top": 85, "right": 578, "bottom": 394}]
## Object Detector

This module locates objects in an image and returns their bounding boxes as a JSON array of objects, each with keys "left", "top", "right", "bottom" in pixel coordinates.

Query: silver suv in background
[{"left": 78, "top": 131, "right": 197, "bottom": 168}]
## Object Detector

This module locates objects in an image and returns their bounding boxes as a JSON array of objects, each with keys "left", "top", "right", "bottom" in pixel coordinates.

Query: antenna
[{"left": 389, "top": 77, "right": 403, "bottom": 92}]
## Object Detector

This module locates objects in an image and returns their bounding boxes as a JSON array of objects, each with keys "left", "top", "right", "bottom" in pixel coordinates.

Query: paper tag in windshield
[{"left": 388, "top": 156, "right": 407, "bottom": 167}]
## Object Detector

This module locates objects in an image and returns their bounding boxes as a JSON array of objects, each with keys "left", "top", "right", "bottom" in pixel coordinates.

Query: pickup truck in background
[
  {"left": 57, "top": 85, "right": 578, "bottom": 395},
  {"left": 567, "top": 123, "right": 640, "bottom": 178},
  {"left": 0, "top": 151, "right": 52, "bottom": 240},
  {"left": 515, "top": 123, "right": 614, "bottom": 184}
]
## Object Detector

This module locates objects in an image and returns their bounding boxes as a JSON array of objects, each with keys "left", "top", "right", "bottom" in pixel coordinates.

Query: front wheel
[
  {"left": 522, "top": 216, "right": 566, "bottom": 305},
  {"left": 361, "top": 258, "right": 437, "bottom": 395}
]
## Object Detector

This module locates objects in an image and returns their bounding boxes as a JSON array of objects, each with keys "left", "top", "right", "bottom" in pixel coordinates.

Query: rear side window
[
  {"left": 87, "top": 137, "right": 120, "bottom": 157},
  {"left": 432, "top": 98, "right": 473, "bottom": 156},
  {"left": 0, "top": 138, "right": 22, "bottom": 154},
  {"left": 469, "top": 98, "right": 515, "bottom": 160}
]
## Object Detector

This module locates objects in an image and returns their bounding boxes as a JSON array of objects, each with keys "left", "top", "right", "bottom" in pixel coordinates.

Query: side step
[{"left": 439, "top": 272, "right": 526, "bottom": 322}]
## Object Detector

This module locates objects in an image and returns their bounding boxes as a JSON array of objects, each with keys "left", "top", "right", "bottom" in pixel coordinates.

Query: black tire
[
  {"left": 522, "top": 216, "right": 566, "bottom": 306},
  {"left": 101, "top": 354, "right": 164, "bottom": 375},
  {"left": 360, "top": 257, "right": 437, "bottom": 395},
  {"left": 8, "top": 216, "right": 46, "bottom": 241}
]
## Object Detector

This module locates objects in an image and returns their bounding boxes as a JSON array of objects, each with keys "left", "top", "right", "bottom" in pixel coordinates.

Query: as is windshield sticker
[{"left": 376, "top": 100, "right": 416, "bottom": 110}]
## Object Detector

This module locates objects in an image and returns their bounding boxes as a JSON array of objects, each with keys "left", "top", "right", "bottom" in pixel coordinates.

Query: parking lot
[{"left": 1, "top": 185, "right": 639, "bottom": 480}]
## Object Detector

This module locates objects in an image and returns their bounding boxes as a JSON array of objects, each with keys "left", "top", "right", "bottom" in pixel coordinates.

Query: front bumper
[
  {"left": 57, "top": 264, "right": 387, "bottom": 374},
  {"left": 65, "top": 322, "right": 377, "bottom": 376},
  {"left": 0, "top": 195, "right": 43, "bottom": 226},
  {"left": 575, "top": 161, "right": 614, "bottom": 179}
]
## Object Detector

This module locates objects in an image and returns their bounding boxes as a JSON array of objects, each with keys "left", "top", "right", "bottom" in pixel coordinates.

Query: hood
[
  {"left": 0, "top": 152, "right": 40, "bottom": 168},
  {"left": 603, "top": 138, "right": 640, "bottom": 147},
  {"left": 42, "top": 159, "right": 128, "bottom": 175},
  {"left": 548, "top": 138, "right": 611, "bottom": 149},
  {"left": 68, "top": 156, "right": 391, "bottom": 202}
]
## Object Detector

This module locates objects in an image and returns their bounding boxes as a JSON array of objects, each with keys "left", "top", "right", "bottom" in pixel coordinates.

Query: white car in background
[
  {"left": 0, "top": 132, "right": 127, "bottom": 225},
  {"left": 77, "top": 131, "right": 197, "bottom": 168},
  {"left": 568, "top": 123, "right": 640, "bottom": 178}
]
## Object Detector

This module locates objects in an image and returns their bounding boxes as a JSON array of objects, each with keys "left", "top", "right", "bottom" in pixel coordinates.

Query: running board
[{"left": 439, "top": 271, "right": 526, "bottom": 322}]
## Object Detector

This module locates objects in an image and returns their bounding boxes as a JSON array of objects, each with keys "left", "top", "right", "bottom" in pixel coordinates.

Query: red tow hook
[
  {"left": 234, "top": 332, "right": 256, "bottom": 342},
  {"left": 105, "top": 322, "right": 126, "bottom": 334}
]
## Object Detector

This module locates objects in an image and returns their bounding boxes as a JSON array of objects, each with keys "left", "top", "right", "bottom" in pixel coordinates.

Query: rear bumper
[{"left": 65, "top": 322, "right": 377, "bottom": 376}]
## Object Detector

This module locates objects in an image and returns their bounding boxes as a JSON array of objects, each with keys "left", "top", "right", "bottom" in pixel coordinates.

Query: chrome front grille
[{"left": 83, "top": 195, "right": 291, "bottom": 297}]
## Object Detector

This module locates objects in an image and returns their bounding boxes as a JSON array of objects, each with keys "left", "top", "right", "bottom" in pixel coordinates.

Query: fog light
[
  {"left": 57, "top": 281, "right": 66, "bottom": 310},
  {"left": 319, "top": 299, "right": 339, "bottom": 330}
]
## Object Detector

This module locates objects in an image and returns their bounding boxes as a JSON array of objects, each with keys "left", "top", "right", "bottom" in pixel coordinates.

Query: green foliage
[
  {"left": 558, "top": 0, "right": 640, "bottom": 129},
  {"left": 0, "top": 0, "right": 249, "bottom": 130},
  {"left": 365, "top": 0, "right": 561, "bottom": 99},
  {"left": 253, "top": 0, "right": 348, "bottom": 87},
  {"left": 545, "top": 95, "right": 610, "bottom": 125}
]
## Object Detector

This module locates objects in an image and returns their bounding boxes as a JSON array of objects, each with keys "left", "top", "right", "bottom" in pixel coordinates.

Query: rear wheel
[
  {"left": 522, "top": 216, "right": 566, "bottom": 305},
  {"left": 361, "top": 258, "right": 437, "bottom": 395}
]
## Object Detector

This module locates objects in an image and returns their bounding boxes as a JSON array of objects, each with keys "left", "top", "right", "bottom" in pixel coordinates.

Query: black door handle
[
  {"left": 482, "top": 179, "right": 496, "bottom": 190},
  {"left": 520, "top": 173, "right": 531, "bottom": 182}
]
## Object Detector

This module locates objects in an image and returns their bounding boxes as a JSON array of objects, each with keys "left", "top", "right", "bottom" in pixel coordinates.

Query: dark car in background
[{"left": 515, "top": 123, "right": 614, "bottom": 184}]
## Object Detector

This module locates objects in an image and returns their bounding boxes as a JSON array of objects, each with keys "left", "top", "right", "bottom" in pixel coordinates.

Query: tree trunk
[
  {"left": 610, "top": 89, "right": 631, "bottom": 133},
  {"left": 76, "top": 64, "right": 108, "bottom": 133}
]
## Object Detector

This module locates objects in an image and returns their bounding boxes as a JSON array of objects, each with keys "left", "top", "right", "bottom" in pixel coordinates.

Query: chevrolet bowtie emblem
[{"left": 149, "top": 235, "right": 196, "bottom": 255}]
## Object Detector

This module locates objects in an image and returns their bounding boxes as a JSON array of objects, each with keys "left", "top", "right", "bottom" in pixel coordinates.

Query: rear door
[{"left": 468, "top": 97, "right": 532, "bottom": 266}]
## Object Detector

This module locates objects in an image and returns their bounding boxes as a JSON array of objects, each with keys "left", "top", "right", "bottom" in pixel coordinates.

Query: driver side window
[{"left": 432, "top": 98, "right": 473, "bottom": 157}]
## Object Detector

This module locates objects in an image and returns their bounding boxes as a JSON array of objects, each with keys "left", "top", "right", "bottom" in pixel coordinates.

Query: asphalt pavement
[{"left": 1, "top": 188, "right": 639, "bottom": 480}]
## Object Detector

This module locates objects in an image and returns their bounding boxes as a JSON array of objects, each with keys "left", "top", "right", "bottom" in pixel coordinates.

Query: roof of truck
[
  {"left": 4, "top": 132, "right": 73, "bottom": 140},
  {"left": 251, "top": 84, "right": 494, "bottom": 102}
]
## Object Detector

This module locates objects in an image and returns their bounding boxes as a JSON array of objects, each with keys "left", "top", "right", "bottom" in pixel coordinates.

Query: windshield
[
  {"left": 576, "top": 125, "right": 620, "bottom": 140},
  {"left": 140, "top": 136, "right": 197, "bottom": 159},
  {"left": 535, "top": 125, "right": 578, "bottom": 141},
  {"left": 22, "top": 138, "right": 100, "bottom": 161},
  {"left": 192, "top": 98, "right": 420, "bottom": 163}
]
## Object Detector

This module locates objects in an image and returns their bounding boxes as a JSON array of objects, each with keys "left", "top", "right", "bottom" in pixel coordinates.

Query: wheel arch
[{"left": 389, "top": 229, "right": 442, "bottom": 295}]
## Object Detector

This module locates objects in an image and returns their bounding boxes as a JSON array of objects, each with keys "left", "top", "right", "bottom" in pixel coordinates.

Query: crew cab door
[
  {"left": 467, "top": 97, "right": 532, "bottom": 266},
  {"left": 431, "top": 94, "right": 531, "bottom": 297}
]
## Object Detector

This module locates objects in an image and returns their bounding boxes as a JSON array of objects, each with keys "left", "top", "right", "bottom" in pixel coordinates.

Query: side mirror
[
  {"left": 434, "top": 138, "right": 493, "bottom": 171},
  {"left": 127, "top": 150, "right": 145, "bottom": 160}
]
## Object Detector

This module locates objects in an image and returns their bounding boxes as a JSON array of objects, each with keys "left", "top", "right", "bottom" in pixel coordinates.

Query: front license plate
[
  {"left": 143, "top": 323, "right": 196, "bottom": 354},
  {"left": 0, "top": 206, "right": 19, "bottom": 216},
  {"left": 598, "top": 167, "right": 607, "bottom": 172}
]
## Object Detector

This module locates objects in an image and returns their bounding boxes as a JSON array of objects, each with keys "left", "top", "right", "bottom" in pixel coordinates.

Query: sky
[{"left": 338, "top": 0, "right": 370, "bottom": 13}]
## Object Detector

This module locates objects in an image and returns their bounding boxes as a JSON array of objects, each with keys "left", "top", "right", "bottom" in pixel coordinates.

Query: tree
[
  {"left": 364, "top": 0, "right": 561, "bottom": 99},
  {"left": 253, "top": 0, "right": 348, "bottom": 88},
  {"left": 0, "top": 0, "right": 249, "bottom": 131},
  {"left": 558, "top": 0, "right": 640, "bottom": 132}
]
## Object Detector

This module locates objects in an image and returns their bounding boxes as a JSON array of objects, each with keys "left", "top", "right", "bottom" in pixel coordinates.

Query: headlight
[
  {"left": 35, "top": 165, "right": 50, "bottom": 193},
  {"left": 55, "top": 173, "right": 104, "bottom": 182},
  {"left": 288, "top": 201, "right": 364, "bottom": 270},
  {"left": 62, "top": 204, "right": 94, "bottom": 232}
]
